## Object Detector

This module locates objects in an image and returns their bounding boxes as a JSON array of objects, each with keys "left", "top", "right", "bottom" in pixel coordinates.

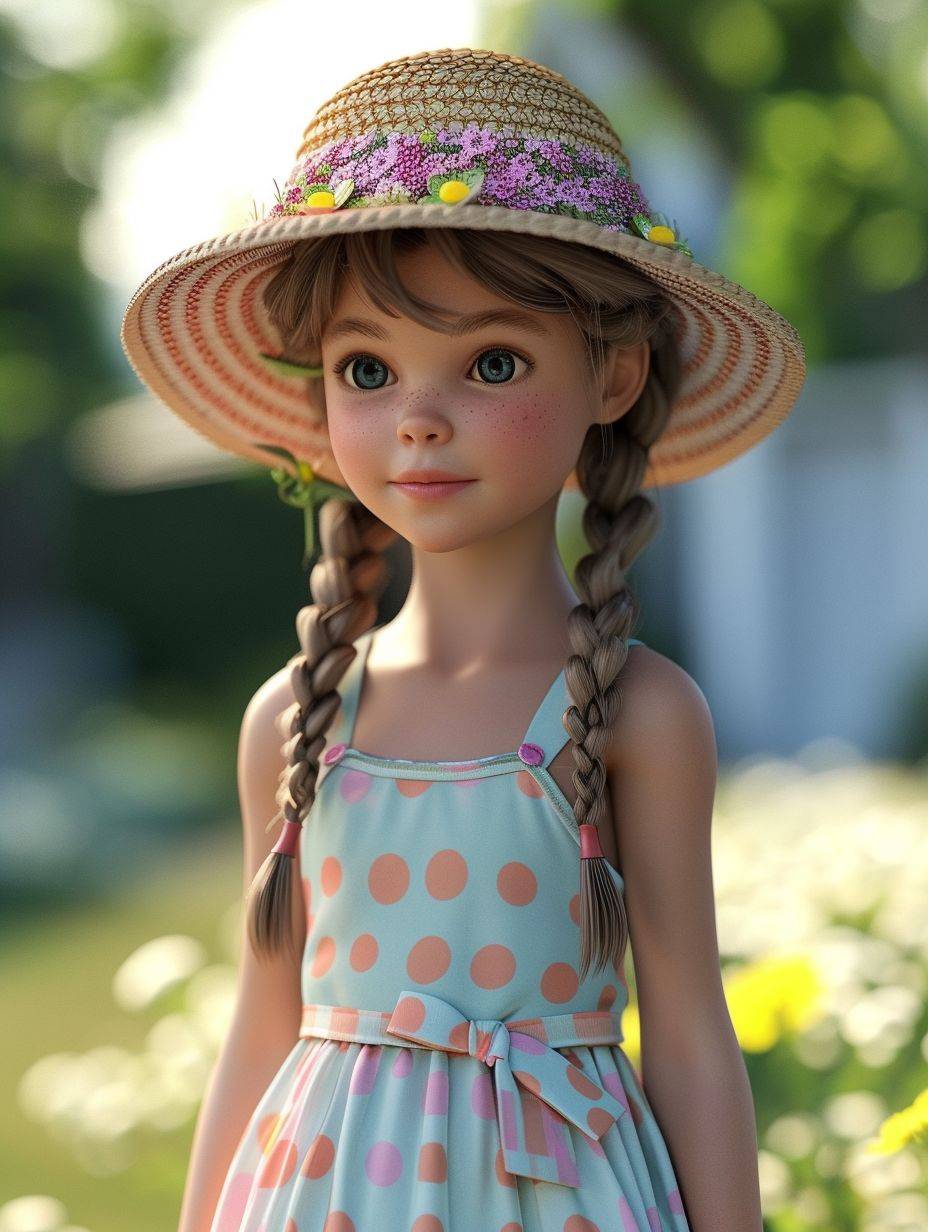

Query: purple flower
[{"left": 459, "top": 124, "right": 498, "bottom": 159}]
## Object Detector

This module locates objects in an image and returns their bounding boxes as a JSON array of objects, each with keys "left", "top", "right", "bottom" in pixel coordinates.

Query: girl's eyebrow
[{"left": 324, "top": 309, "right": 551, "bottom": 343}]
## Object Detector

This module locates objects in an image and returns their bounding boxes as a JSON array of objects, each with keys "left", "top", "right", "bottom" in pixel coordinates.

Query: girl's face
[{"left": 320, "top": 241, "right": 628, "bottom": 552}]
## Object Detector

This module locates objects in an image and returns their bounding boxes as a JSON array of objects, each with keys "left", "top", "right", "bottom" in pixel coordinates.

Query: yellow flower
[
  {"left": 724, "top": 954, "right": 825, "bottom": 1052},
  {"left": 438, "top": 180, "right": 472, "bottom": 204},
  {"left": 648, "top": 225, "right": 676, "bottom": 245},
  {"left": 305, "top": 190, "right": 335, "bottom": 209},
  {"left": 297, "top": 460, "right": 315, "bottom": 484},
  {"left": 868, "top": 1088, "right": 928, "bottom": 1155}
]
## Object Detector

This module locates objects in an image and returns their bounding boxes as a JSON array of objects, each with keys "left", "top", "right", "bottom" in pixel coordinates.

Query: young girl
[{"left": 121, "top": 48, "right": 806, "bottom": 1232}]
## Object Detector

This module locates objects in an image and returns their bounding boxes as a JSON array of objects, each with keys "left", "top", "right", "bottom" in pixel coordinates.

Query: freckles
[{"left": 485, "top": 396, "right": 566, "bottom": 462}]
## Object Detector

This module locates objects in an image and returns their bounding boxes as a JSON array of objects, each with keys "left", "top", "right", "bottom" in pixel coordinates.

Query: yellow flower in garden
[
  {"left": 648, "top": 225, "right": 676, "bottom": 245},
  {"left": 621, "top": 1002, "right": 641, "bottom": 1065},
  {"left": 297, "top": 460, "right": 315, "bottom": 484},
  {"left": 723, "top": 954, "right": 825, "bottom": 1052},
  {"left": 868, "top": 1088, "right": 928, "bottom": 1155},
  {"left": 438, "top": 179, "right": 472, "bottom": 204}
]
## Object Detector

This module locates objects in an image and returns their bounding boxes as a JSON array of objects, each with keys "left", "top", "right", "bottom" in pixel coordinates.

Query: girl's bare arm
[
  {"left": 607, "top": 648, "right": 763, "bottom": 1232},
  {"left": 178, "top": 669, "right": 305, "bottom": 1232}
]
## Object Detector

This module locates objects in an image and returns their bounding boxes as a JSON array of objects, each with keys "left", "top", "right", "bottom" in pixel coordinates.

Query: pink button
[
  {"left": 323, "top": 742, "right": 346, "bottom": 765},
  {"left": 518, "top": 742, "right": 545, "bottom": 766}
]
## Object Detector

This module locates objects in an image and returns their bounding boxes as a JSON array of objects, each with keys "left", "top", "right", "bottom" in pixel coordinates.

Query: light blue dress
[{"left": 210, "top": 629, "right": 690, "bottom": 1231}]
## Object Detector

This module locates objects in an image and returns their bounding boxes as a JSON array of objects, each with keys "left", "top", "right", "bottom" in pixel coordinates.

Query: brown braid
[
  {"left": 246, "top": 495, "right": 397, "bottom": 961},
  {"left": 256, "top": 225, "right": 682, "bottom": 976},
  {"left": 567, "top": 321, "right": 680, "bottom": 981}
]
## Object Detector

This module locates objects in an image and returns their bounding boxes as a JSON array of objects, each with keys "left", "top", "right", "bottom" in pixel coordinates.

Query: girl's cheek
[
  {"left": 484, "top": 395, "right": 578, "bottom": 474},
  {"left": 325, "top": 407, "right": 380, "bottom": 482}
]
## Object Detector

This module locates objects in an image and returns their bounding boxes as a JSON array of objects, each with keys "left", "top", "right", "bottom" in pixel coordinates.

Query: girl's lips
[{"left": 389, "top": 479, "right": 477, "bottom": 500}]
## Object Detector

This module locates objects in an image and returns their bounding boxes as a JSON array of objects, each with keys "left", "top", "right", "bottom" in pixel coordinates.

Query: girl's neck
[{"left": 388, "top": 518, "right": 582, "bottom": 672}]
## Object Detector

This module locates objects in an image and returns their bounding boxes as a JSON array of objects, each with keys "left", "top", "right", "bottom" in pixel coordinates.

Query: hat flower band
[{"left": 261, "top": 121, "right": 692, "bottom": 255}]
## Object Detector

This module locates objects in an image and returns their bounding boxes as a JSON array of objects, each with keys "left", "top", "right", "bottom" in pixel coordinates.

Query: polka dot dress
[{"left": 209, "top": 631, "right": 690, "bottom": 1232}]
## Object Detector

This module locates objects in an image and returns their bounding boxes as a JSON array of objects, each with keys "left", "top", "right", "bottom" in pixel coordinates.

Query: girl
[{"left": 121, "top": 48, "right": 806, "bottom": 1232}]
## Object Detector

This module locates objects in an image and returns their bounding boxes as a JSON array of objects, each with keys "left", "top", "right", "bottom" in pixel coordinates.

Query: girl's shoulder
[{"left": 606, "top": 642, "right": 716, "bottom": 776}]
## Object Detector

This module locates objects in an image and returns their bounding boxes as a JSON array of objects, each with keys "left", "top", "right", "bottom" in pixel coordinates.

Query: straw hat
[{"left": 120, "top": 47, "right": 806, "bottom": 497}]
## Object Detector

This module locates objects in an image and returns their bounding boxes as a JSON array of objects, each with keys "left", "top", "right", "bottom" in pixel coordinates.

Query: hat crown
[{"left": 296, "top": 48, "right": 630, "bottom": 168}]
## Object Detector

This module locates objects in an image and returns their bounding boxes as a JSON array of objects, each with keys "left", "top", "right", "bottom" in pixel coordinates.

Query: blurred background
[{"left": 2, "top": 0, "right": 927, "bottom": 1229}]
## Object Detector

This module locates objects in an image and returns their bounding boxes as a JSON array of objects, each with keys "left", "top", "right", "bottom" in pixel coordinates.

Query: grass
[{"left": 1, "top": 827, "right": 241, "bottom": 1232}]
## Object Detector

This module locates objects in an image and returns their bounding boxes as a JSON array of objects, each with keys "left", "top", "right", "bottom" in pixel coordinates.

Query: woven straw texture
[{"left": 120, "top": 48, "right": 807, "bottom": 491}]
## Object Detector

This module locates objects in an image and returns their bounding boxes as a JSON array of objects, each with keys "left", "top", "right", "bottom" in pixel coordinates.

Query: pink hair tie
[
  {"left": 578, "top": 823, "right": 604, "bottom": 860},
  {"left": 272, "top": 818, "right": 303, "bottom": 858}
]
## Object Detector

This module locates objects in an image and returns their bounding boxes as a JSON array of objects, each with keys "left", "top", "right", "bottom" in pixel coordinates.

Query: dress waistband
[{"left": 299, "top": 990, "right": 627, "bottom": 1189}]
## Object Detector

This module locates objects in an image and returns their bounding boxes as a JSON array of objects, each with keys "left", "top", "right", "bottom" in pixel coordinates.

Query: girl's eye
[
  {"left": 331, "top": 347, "right": 533, "bottom": 391},
  {"left": 469, "top": 347, "right": 531, "bottom": 384},
  {"left": 334, "top": 354, "right": 393, "bottom": 391}
]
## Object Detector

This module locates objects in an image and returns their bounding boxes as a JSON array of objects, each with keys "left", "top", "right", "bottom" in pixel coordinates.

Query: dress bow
[{"left": 385, "top": 989, "right": 626, "bottom": 1187}]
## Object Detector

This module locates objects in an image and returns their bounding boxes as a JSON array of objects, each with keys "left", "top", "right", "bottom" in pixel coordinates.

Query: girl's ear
[{"left": 598, "top": 340, "right": 651, "bottom": 427}]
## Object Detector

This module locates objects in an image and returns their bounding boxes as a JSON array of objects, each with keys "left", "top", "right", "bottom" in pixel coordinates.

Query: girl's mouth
[{"left": 389, "top": 480, "right": 477, "bottom": 500}]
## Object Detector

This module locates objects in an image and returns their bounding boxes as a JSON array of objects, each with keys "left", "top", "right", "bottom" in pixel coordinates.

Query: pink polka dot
[
  {"left": 470, "top": 944, "right": 516, "bottom": 989},
  {"left": 564, "top": 1218, "right": 601, "bottom": 1232},
  {"left": 392, "top": 994, "right": 426, "bottom": 1032},
  {"left": 618, "top": 1198, "right": 637, "bottom": 1231},
  {"left": 603, "top": 1071, "right": 630, "bottom": 1112},
  {"left": 407, "top": 936, "right": 452, "bottom": 983},
  {"left": 368, "top": 853, "right": 410, "bottom": 904},
  {"left": 495, "top": 1146, "right": 516, "bottom": 1188},
  {"left": 510, "top": 1031, "right": 546, "bottom": 1055},
  {"left": 365, "top": 1139, "right": 403, "bottom": 1186},
  {"left": 311, "top": 935, "right": 336, "bottom": 977},
  {"left": 411, "top": 1217, "right": 443, "bottom": 1232},
  {"left": 392, "top": 1047, "right": 413, "bottom": 1077},
  {"left": 497, "top": 862, "right": 537, "bottom": 905},
  {"left": 540, "top": 961, "right": 579, "bottom": 1003},
  {"left": 567, "top": 1065, "right": 603, "bottom": 1099},
  {"left": 339, "top": 769, "right": 371, "bottom": 803},
  {"left": 512, "top": 1069, "right": 540, "bottom": 1096},
  {"left": 214, "top": 1172, "right": 253, "bottom": 1232},
  {"left": 396, "top": 778, "right": 432, "bottom": 797},
  {"left": 668, "top": 1189, "right": 685, "bottom": 1214},
  {"left": 324, "top": 1214, "right": 356, "bottom": 1232},
  {"left": 426, "top": 849, "right": 468, "bottom": 899},
  {"left": 349, "top": 933, "right": 379, "bottom": 971},
  {"left": 587, "top": 1106, "right": 615, "bottom": 1138},
  {"left": 348, "top": 1044, "right": 382, "bottom": 1095},
  {"left": 423, "top": 1069, "right": 448, "bottom": 1115},
  {"left": 597, "top": 984, "right": 617, "bottom": 1010},
  {"left": 646, "top": 1209, "right": 662, "bottom": 1230},
  {"left": 321, "top": 855, "right": 342, "bottom": 895},
  {"left": 257, "top": 1137, "right": 297, "bottom": 1187},
  {"left": 417, "top": 1141, "right": 448, "bottom": 1182},
  {"left": 301, "top": 1133, "right": 335, "bottom": 1178},
  {"left": 470, "top": 1070, "right": 496, "bottom": 1119}
]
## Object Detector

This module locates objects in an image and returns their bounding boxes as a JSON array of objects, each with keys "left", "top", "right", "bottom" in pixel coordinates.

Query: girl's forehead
[{"left": 336, "top": 244, "right": 496, "bottom": 308}]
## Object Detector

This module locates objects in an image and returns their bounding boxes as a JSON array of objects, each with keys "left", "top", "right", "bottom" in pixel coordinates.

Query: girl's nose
[{"left": 396, "top": 409, "right": 453, "bottom": 446}]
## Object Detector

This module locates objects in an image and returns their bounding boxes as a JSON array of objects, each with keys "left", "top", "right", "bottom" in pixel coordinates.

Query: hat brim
[{"left": 120, "top": 201, "right": 807, "bottom": 492}]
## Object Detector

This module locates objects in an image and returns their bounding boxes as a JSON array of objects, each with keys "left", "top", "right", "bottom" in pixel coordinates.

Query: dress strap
[
  {"left": 327, "top": 628, "right": 376, "bottom": 748},
  {"left": 520, "top": 639, "right": 644, "bottom": 770}
]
